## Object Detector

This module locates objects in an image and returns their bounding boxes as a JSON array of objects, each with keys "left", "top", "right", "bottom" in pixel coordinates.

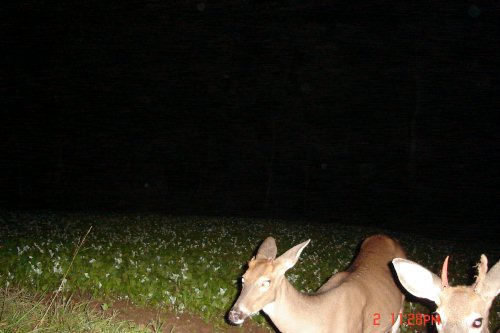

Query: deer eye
[
  {"left": 261, "top": 279, "right": 271, "bottom": 288},
  {"left": 472, "top": 318, "right": 482, "bottom": 328}
]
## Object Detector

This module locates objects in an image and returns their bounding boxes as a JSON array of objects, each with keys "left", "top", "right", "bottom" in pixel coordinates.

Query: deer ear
[
  {"left": 274, "top": 239, "right": 310, "bottom": 274},
  {"left": 256, "top": 237, "right": 277, "bottom": 260},
  {"left": 473, "top": 254, "right": 489, "bottom": 294},
  {"left": 392, "top": 258, "right": 443, "bottom": 306},
  {"left": 478, "top": 257, "right": 500, "bottom": 299}
]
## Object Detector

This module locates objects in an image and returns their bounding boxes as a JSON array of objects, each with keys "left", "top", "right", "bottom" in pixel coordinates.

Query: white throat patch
[{"left": 262, "top": 302, "right": 276, "bottom": 316}]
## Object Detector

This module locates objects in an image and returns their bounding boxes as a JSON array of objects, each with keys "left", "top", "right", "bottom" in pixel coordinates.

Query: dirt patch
[{"left": 88, "top": 298, "right": 271, "bottom": 333}]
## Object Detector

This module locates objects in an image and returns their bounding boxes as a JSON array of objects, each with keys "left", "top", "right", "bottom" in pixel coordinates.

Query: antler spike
[{"left": 441, "top": 256, "right": 450, "bottom": 288}]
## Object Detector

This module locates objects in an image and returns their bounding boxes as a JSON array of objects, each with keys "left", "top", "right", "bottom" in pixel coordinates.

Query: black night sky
[{"left": 2, "top": 0, "right": 500, "bottom": 240}]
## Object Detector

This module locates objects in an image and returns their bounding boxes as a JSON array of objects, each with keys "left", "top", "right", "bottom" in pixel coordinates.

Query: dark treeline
[{"left": 1, "top": 0, "right": 499, "bottom": 238}]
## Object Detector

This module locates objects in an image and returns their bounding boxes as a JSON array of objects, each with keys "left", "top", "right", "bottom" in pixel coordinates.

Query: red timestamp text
[{"left": 373, "top": 313, "right": 441, "bottom": 327}]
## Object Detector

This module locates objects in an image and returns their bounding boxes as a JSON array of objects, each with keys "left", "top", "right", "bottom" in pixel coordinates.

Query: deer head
[
  {"left": 392, "top": 255, "right": 500, "bottom": 332},
  {"left": 228, "top": 236, "right": 310, "bottom": 325}
]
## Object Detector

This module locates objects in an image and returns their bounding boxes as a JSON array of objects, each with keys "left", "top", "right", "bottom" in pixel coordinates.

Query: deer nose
[{"left": 228, "top": 308, "right": 245, "bottom": 325}]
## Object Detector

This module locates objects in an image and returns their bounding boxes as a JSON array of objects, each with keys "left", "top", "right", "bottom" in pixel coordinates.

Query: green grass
[
  {"left": 0, "top": 212, "right": 498, "bottom": 332},
  {"left": 0, "top": 287, "right": 162, "bottom": 333}
]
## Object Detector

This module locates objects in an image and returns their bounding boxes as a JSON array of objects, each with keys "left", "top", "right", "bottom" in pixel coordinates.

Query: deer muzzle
[{"left": 228, "top": 306, "right": 248, "bottom": 325}]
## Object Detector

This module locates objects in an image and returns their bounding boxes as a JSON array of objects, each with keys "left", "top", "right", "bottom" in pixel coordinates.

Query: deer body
[
  {"left": 229, "top": 235, "right": 405, "bottom": 333},
  {"left": 392, "top": 255, "right": 500, "bottom": 333}
]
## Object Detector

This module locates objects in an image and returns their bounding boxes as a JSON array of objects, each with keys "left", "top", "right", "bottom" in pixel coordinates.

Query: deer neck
[{"left": 262, "top": 277, "right": 334, "bottom": 333}]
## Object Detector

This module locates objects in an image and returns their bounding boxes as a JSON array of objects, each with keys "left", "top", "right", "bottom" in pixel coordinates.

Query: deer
[
  {"left": 228, "top": 235, "right": 406, "bottom": 333},
  {"left": 392, "top": 255, "right": 500, "bottom": 332}
]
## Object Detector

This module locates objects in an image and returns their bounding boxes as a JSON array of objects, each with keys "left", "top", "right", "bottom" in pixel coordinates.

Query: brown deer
[{"left": 228, "top": 235, "right": 405, "bottom": 332}]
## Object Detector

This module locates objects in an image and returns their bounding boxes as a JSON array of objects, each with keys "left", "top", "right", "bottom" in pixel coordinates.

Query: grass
[
  {"left": 0, "top": 212, "right": 499, "bottom": 332},
  {"left": 0, "top": 287, "right": 161, "bottom": 333}
]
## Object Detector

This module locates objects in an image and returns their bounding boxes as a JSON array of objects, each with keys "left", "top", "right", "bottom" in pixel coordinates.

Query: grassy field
[
  {"left": 0, "top": 212, "right": 498, "bottom": 332},
  {"left": 0, "top": 287, "right": 163, "bottom": 333}
]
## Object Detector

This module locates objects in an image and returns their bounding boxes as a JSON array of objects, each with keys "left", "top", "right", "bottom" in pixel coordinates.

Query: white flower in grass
[
  {"left": 32, "top": 263, "right": 42, "bottom": 275},
  {"left": 169, "top": 295, "right": 176, "bottom": 305},
  {"left": 84, "top": 273, "right": 90, "bottom": 278},
  {"left": 89, "top": 258, "right": 96, "bottom": 264},
  {"left": 34, "top": 242, "right": 44, "bottom": 253},
  {"left": 219, "top": 287, "right": 226, "bottom": 296},
  {"left": 288, "top": 273, "right": 298, "bottom": 283},
  {"left": 114, "top": 258, "right": 122, "bottom": 269},
  {"left": 53, "top": 263, "right": 63, "bottom": 274}
]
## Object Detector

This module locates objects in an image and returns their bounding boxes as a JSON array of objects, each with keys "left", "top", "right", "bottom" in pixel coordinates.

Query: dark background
[{"left": 1, "top": 0, "right": 499, "bottom": 240}]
